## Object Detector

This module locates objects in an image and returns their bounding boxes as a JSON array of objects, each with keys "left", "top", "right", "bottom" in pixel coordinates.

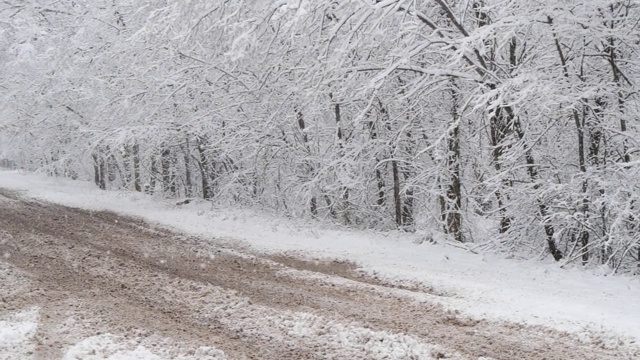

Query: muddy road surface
[{"left": 0, "top": 188, "right": 637, "bottom": 359}]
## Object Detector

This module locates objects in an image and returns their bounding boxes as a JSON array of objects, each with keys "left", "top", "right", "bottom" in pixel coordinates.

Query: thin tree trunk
[
  {"left": 488, "top": 106, "right": 512, "bottom": 233},
  {"left": 331, "top": 94, "right": 351, "bottom": 224},
  {"left": 510, "top": 107, "right": 563, "bottom": 261},
  {"left": 368, "top": 120, "right": 386, "bottom": 208},
  {"left": 402, "top": 172, "right": 414, "bottom": 228},
  {"left": 148, "top": 154, "right": 157, "bottom": 195},
  {"left": 605, "top": 15, "right": 631, "bottom": 265},
  {"left": 183, "top": 137, "right": 192, "bottom": 198},
  {"left": 474, "top": 2, "right": 512, "bottom": 234},
  {"left": 550, "top": 20, "right": 587, "bottom": 262},
  {"left": 195, "top": 136, "right": 213, "bottom": 200},
  {"left": 324, "top": 195, "right": 337, "bottom": 218},
  {"left": 105, "top": 146, "right": 118, "bottom": 184},
  {"left": 123, "top": 145, "right": 132, "bottom": 190},
  {"left": 606, "top": 14, "right": 630, "bottom": 164},
  {"left": 92, "top": 150, "right": 106, "bottom": 190},
  {"left": 392, "top": 160, "right": 402, "bottom": 227},
  {"left": 439, "top": 180, "right": 447, "bottom": 233},
  {"left": 132, "top": 143, "right": 141, "bottom": 192},
  {"left": 161, "top": 147, "right": 171, "bottom": 196},
  {"left": 446, "top": 84, "right": 463, "bottom": 242},
  {"left": 296, "top": 109, "right": 317, "bottom": 217},
  {"left": 92, "top": 154, "right": 100, "bottom": 188},
  {"left": 310, "top": 197, "right": 318, "bottom": 217}
]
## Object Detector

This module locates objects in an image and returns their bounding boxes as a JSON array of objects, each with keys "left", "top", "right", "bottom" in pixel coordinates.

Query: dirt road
[{"left": 0, "top": 188, "right": 637, "bottom": 359}]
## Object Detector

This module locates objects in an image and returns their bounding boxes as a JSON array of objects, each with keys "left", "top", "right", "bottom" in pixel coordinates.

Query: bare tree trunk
[
  {"left": 511, "top": 107, "right": 563, "bottom": 261},
  {"left": 170, "top": 150, "right": 177, "bottom": 196},
  {"left": 488, "top": 106, "right": 512, "bottom": 233},
  {"left": 161, "top": 147, "right": 171, "bottom": 196},
  {"left": 105, "top": 146, "right": 119, "bottom": 185},
  {"left": 445, "top": 84, "right": 463, "bottom": 242},
  {"left": 323, "top": 195, "right": 337, "bottom": 218},
  {"left": 296, "top": 109, "right": 317, "bottom": 217},
  {"left": 132, "top": 143, "right": 141, "bottom": 192},
  {"left": 377, "top": 99, "right": 407, "bottom": 228},
  {"left": 92, "top": 149, "right": 106, "bottom": 190},
  {"left": 122, "top": 145, "right": 132, "bottom": 190},
  {"left": 550, "top": 20, "right": 586, "bottom": 262},
  {"left": 310, "top": 197, "right": 318, "bottom": 217},
  {"left": 402, "top": 171, "right": 414, "bottom": 229},
  {"left": 439, "top": 180, "right": 447, "bottom": 233},
  {"left": 606, "top": 15, "right": 630, "bottom": 164},
  {"left": 331, "top": 94, "right": 351, "bottom": 224},
  {"left": 161, "top": 146, "right": 177, "bottom": 198},
  {"left": 367, "top": 120, "right": 386, "bottom": 208},
  {"left": 392, "top": 160, "right": 402, "bottom": 227},
  {"left": 183, "top": 137, "right": 192, "bottom": 198},
  {"left": 92, "top": 154, "right": 100, "bottom": 188},
  {"left": 148, "top": 153, "right": 157, "bottom": 195},
  {"left": 196, "top": 136, "right": 213, "bottom": 200},
  {"left": 474, "top": 1, "right": 512, "bottom": 234},
  {"left": 605, "top": 14, "right": 631, "bottom": 265}
]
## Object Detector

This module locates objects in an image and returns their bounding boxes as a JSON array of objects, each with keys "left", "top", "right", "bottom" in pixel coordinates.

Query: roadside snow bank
[{"left": 1, "top": 170, "right": 639, "bottom": 344}]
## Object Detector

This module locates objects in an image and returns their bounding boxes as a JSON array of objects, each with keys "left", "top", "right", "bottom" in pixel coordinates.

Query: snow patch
[
  {"left": 0, "top": 307, "right": 39, "bottom": 360},
  {"left": 62, "top": 334, "right": 160, "bottom": 360},
  {"left": 62, "top": 334, "right": 227, "bottom": 360},
  {"left": 270, "top": 312, "right": 463, "bottom": 359}
]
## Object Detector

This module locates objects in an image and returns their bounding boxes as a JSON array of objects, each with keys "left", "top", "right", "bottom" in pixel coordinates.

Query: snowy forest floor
[{"left": 0, "top": 170, "right": 639, "bottom": 359}]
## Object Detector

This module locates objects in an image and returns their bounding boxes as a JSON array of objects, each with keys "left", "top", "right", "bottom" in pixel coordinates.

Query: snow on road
[
  {"left": 1, "top": 170, "right": 639, "bottom": 359},
  {"left": 0, "top": 307, "right": 38, "bottom": 359}
]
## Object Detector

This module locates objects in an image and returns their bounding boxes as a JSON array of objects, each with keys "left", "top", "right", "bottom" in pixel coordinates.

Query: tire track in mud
[{"left": 0, "top": 189, "right": 637, "bottom": 360}]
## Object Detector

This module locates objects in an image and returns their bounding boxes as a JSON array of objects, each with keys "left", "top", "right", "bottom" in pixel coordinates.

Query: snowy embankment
[{"left": 1, "top": 170, "right": 639, "bottom": 345}]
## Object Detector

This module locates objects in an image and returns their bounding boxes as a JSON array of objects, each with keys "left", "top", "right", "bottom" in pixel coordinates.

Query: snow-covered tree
[{"left": 2, "top": 0, "right": 639, "bottom": 272}]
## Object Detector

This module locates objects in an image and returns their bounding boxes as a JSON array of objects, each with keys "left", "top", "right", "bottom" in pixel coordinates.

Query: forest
[{"left": 1, "top": 0, "right": 639, "bottom": 273}]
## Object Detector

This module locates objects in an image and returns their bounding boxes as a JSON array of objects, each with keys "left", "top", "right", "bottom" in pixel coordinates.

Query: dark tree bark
[
  {"left": 161, "top": 147, "right": 171, "bottom": 195},
  {"left": 92, "top": 150, "right": 106, "bottom": 190},
  {"left": 105, "top": 146, "right": 118, "bottom": 184},
  {"left": 445, "top": 84, "right": 463, "bottom": 242},
  {"left": 367, "top": 118, "right": 386, "bottom": 208},
  {"left": 489, "top": 106, "right": 512, "bottom": 234},
  {"left": 183, "top": 137, "right": 192, "bottom": 198},
  {"left": 148, "top": 154, "right": 157, "bottom": 195},
  {"left": 132, "top": 143, "right": 141, "bottom": 192},
  {"left": 401, "top": 172, "right": 414, "bottom": 228},
  {"left": 296, "top": 109, "right": 317, "bottom": 217},
  {"left": 392, "top": 160, "right": 402, "bottom": 227},
  {"left": 161, "top": 146, "right": 177, "bottom": 197},
  {"left": 550, "top": 18, "right": 586, "bottom": 262},
  {"left": 196, "top": 136, "right": 213, "bottom": 200},
  {"left": 605, "top": 12, "right": 631, "bottom": 164},
  {"left": 331, "top": 94, "right": 351, "bottom": 224},
  {"left": 122, "top": 145, "right": 132, "bottom": 190},
  {"left": 511, "top": 109, "right": 563, "bottom": 261}
]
